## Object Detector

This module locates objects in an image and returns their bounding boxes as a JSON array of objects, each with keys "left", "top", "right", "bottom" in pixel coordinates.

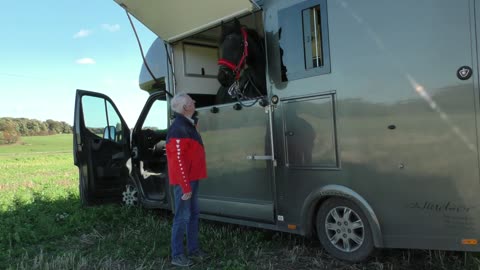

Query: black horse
[{"left": 216, "top": 19, "right": 267, "bottom": 104}]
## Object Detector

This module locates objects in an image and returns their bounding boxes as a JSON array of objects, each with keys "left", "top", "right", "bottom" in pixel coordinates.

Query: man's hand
[{"left": 181, "top": 192, "right": 192, "bottom": 200}]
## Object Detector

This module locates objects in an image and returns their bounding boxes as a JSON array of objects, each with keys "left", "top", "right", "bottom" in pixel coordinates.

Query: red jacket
[{"left": 166, "top": 114, "right": 207, "bottom": 193}]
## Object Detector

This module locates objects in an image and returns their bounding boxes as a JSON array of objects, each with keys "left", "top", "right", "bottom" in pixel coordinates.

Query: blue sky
[{"left": 0, "top": 1, "right": 157, "bottom": 127}]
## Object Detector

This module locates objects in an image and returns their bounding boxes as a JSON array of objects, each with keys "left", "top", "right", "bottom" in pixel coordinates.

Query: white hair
[{"left": 171, "top": 92, "right": 190, "bottom": 114}]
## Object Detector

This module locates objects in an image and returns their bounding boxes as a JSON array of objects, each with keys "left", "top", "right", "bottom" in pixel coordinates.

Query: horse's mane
[{"left": 245, "top": 28, "right": 264, "bottom": 54}]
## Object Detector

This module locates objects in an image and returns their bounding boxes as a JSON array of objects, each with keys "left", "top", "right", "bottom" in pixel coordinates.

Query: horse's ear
[
  {"left": 233, "top": 18, "right": 241, "bottom": 30},
  {"left": 220, "top": 20, "right": 224, "bottom": 36}
]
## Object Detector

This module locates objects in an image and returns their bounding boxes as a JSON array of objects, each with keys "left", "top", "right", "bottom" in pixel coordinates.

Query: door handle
[
  {"left": 92, "top": 139, "right": 102, "bottom": 150},
  {"left": 246, "top": 155, "right": 273, "bottom": 160}
]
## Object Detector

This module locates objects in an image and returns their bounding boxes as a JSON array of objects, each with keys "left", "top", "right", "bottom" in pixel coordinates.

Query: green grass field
[
  {"left": 0, "top": 135, "right": 479, "bottom": 269},
  {"left": 0, "top": 134, "right": 72, "bottom": 155}
]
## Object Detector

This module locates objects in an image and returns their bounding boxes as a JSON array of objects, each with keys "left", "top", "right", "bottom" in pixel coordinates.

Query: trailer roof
[{"left": 113, "top": 0, "right": 257, "bottom": 43}]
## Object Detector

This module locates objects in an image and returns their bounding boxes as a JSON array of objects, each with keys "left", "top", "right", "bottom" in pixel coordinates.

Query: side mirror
[{"left": 103, "top": 126, "right": 116, "bottom": 141}]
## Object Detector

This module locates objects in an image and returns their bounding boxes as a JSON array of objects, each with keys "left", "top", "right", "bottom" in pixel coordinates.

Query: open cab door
[
  {"left": 73, "top": 90, "right": 131, "bottom": 205},
  {"left": 129, "top": 92, "right": 170, "bottom": 208}
]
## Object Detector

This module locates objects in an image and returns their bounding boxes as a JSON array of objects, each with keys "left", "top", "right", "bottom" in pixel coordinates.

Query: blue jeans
[{"left": 171, "top": 181, "right": 200, "bottom": 257}]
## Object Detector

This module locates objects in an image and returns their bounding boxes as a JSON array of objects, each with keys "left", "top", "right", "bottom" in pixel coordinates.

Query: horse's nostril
[{"left": 217, "top": 70, "right": 233, "bottom": 87}]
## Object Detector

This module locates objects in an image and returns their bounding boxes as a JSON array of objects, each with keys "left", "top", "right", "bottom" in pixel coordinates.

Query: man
[{"left": 166, "top": 92, "right": 208, "bottom": 267}]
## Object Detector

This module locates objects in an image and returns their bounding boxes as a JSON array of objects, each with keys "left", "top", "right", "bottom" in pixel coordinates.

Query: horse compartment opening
[{"left": 170, "top": 11, "right": 265, "bottom": 108}]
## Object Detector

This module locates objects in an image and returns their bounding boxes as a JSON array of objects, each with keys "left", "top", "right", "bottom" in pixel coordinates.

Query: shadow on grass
[
  {"left": 1, "top": 193, "right": 479, "bottom": 270},
  {"left": 0, "top": 193, "right": 171, "bottom": 269},
  {"left": 198, "top": 218, "right": 480, "bottom": 270}
]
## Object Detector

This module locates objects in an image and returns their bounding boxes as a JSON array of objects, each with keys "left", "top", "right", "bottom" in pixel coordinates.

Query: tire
[
  {"left": 316, "top": 197, "right": 374, "bottom": 262},
  {"left": 79, "top": 169, "right": 91, "bottom": 206}
]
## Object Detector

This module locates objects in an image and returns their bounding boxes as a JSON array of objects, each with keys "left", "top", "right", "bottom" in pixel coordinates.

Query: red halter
[{"left": 218, "top": 27, "right": 249, "bottom": 81}]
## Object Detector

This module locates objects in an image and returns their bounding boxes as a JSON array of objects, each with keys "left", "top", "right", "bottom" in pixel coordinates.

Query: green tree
[
  {"left": 61, "top": 122, "right": 72, "bottom": 134},
  {"left": 17, "top": 119, "right": 28, "bottom": 136},
  {"left": 46, "top": 119, "right": 64, "bottom": 134},
  {"left": 0, "top": 117, "right": 72, "bottom": 143},
  {"left": 0, "top": 118, "right": 20, "bottom": 144}
]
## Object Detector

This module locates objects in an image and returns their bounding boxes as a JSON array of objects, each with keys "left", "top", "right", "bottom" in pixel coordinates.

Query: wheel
[
  {"left": 316, "top": 198, "right": 374, "bottom": 262},
  {"left": 122, "top": 184, "right": 139, "bottom": 206}
]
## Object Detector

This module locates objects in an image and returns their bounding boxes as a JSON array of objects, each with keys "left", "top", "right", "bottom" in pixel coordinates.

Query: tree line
[{"left": 0, "top": 117, "right": 72, "bottom": 145}]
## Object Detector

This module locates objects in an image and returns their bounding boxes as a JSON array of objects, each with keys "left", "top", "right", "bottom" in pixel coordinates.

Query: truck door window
[
  {"left": 82, "top": 96, "right": 123, "bottom": 143},
  {"left": 142, "top": 100, "right": 168, "bottom": 131},
  {"left": 106, "top": 101, "right": 123, "bottom": 143}
]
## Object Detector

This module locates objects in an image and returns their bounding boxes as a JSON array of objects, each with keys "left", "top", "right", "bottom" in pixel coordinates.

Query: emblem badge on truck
[{"left": 457, "top": 66, "right": 472, "bottom": 80}]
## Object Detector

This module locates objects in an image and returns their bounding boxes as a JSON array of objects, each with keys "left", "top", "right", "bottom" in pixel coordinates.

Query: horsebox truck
[{"left": 73, "top": 0, "right": 480, "bottom": 262}]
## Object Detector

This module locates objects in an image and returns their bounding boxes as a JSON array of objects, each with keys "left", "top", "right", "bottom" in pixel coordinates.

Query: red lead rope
[{"left": 218, "top": 27, "right": 249, "bottom": 81}]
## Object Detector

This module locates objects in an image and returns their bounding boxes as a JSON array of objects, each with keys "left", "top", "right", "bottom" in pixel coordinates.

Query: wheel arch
[{"left": 300, "top": 184, "right": 383, "bottom": 248}]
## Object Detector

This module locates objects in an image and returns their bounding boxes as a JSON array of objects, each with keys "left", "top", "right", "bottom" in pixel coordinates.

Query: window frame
[{"left": 278, "top": 0, "right": 331, "bottom": 81}]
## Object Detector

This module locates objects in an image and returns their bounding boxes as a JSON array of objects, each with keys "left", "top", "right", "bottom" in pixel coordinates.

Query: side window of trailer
[{"left": 278, "top": 0, "right": 330, "bottom": 81}]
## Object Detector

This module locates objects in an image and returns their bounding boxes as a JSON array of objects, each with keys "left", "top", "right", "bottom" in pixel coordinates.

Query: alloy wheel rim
[
  {"left": 325, "top": 206, "right": 364, "bottom": 252},
  {"left": 122, "top": 185, "right": 138, "bottom": 206}
]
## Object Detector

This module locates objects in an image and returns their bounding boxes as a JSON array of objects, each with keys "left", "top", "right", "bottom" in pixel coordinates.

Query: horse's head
[
  {"left": 217, "top": 19, "right": 248, "bottom": 87},
  {"left": 215, "top": 19, "right": 266, "bottom": 104}
]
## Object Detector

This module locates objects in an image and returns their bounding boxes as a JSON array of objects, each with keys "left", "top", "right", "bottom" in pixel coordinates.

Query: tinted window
[
  {"left": 283, "top": 94, "right": 338, "bottom": 168},
  {"left": 278, "top": 0, "right": 330, "bottom": 81},
  {"left": 106, "top": 101, "right": 123, "bottom": 143},
  {"left": 82, "top": 95, "right": 124, "bottom": 143},
  {"left": 142, "top": 99, "right": 168, "bottom": 131}
]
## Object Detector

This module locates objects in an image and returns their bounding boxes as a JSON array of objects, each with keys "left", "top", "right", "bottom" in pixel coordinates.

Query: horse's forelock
[{"left": 219, "top": 20, "right": 242, "bottom": 44}]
